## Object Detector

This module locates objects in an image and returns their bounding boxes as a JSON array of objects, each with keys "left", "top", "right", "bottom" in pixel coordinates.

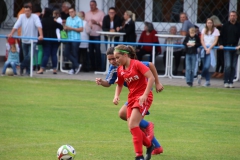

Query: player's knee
[{"left": 118, "top": 109, "right": 127, "bottom": 121}]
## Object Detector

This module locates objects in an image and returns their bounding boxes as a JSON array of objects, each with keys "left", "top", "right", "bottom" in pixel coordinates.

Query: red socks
[{"left": 131, "top": 127, "right": 151, "bottom": 157}]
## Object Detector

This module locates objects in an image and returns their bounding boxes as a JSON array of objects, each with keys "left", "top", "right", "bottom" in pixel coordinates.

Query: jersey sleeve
[
  {"left": 105, "top": 65, "right": 117, "bottom": 84},
  {"left": 136, "top": 60, "right": 150, "bottom": 75}
]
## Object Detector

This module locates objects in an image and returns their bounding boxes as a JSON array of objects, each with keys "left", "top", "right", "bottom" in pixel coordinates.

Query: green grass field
[{"left": 0, "top": 77, "right": 240, "bottom": 160}]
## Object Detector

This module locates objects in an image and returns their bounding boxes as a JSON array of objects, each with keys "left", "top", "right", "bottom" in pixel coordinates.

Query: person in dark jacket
[
  {"left": 102, "top": 7, "right": 122, "bottom": 46},
  {"left": 219, "top": 11, "right": 240, "bottom": 88},
  {"left": 183, "top": 27, "right": 201, "bottom": 87},
  {"left": 37, "top": 8, "right": 63, "bottom": 74},
  {"left": 116, "top": 10, "right": 136, "bottom": 43}
]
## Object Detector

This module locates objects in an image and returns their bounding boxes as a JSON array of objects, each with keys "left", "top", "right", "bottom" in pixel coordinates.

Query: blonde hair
[
  {"left": 114, "top": 45, "right": 137, "bottom": 59},
  {"left": 125, "top": 10, "right": 135, "bottom": 21},
  {"left": 189, "top": 27, "right": 195, "bottom": 33}
]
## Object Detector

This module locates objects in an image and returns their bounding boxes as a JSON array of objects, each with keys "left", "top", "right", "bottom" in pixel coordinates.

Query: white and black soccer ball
[{"left": 57, "top": 145, "right": 76, "bottom": 160}]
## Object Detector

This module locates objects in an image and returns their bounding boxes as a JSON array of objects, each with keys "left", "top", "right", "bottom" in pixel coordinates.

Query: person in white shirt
[
  {"left": 198, "top": 18, "right": 220, "bottom": 86},
  {"left": 8, "top": 2, "right": 43, "bottom": 75}
]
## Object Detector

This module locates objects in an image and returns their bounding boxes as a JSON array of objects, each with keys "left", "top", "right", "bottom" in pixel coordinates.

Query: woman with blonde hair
[
  {"left": 113, "top": 45, "right": 156, "bottom": 160},
  {"left": 116, "top": 10, "right": 136, "bottom": 42}
]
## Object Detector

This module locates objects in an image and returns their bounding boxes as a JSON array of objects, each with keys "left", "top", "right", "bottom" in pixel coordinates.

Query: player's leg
[
  {"left": 128, "top": 108, "right": 152, "bottom": 160},
  {"left": 119, "top": 103, "right": 163, "bottom": 155}
]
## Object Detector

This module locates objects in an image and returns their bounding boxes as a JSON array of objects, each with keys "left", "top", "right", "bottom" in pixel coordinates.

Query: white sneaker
[
  {"left": 68, "top": 69, "right": 75, "bottom": 75},
  {"left": 229, "top": 84, "right": 234, "bottom": 88},
  {"left": 224, "top": 83, "right": 229, "bottom": 88},
  {"left": 197, "top": 75, "right": 202, "bottom": 85},
  {"left": 75, "top": 64, "right": 82, "bottom": 74},
  {"left": 203, "top": 81, "right": 210, "bottom": 87}
]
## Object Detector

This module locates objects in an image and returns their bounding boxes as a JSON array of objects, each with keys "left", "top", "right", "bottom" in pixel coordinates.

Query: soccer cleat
[
  {"left": 135, "top": 156, "right": 144, "bottom": 160},
  {"left": 151, "top": 146, "right": 163, "bottom": 155},
  {"left": 144, "top": 144, "right": 155, "bottom": 160},
  {"left": 145, "top": 122, "right": 154, "bottom": 141}
]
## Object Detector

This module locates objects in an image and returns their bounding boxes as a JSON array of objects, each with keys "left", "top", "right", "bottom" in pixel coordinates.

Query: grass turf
[{"left": 0, "top": 77, "right": 240, "bottom": 160}]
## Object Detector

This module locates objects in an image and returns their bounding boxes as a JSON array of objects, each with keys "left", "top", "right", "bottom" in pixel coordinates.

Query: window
[
  {"left": 197, "top": 0, "right": 229, "bottom": 24},
  {"left": 152, "top": 0, "right": 183, "bottom": 22},
  {"left": 115, "top": 0, "right": 145, "bottom": 21}
]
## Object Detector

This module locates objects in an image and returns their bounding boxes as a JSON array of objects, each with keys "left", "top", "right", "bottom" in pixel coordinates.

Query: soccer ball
[
  {"left": 6, "top": 67, "right": 14, "bottom": 76},
  {"left": 57, "top": 145, "right": 76, "bottom": 160}
]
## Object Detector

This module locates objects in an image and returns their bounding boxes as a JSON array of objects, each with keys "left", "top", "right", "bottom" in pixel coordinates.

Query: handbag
[{"left": 60, "top": 30, "right": 68, "bottom": 39}]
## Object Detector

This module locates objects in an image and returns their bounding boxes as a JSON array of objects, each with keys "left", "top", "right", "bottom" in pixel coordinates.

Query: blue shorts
[{"left": 124, "top": 102, "right": 150, "bottom": 115}]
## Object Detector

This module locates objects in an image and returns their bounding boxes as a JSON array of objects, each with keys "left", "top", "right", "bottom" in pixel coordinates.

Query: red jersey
[{"left": 117, "top": 59, "right": 152, "bottom": 100}]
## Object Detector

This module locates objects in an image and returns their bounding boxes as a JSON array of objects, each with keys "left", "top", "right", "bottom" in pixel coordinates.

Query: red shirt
[
  {"left": 117, "top": 59, "right": 151, "bottom": 100},
  {"left": 138, "top": 30, "right": 161, "bottom": 53}
]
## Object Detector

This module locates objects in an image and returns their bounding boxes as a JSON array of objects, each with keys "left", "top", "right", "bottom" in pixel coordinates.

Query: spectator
[
  {"left": 183, "top": 27, "right": 201, "bottom": 87},
  {"left": 180, "top": 12, "right": 194, "bottom": 36},
  {"left": 116, "top": 10, "right": 136, "bottom": 43},
  {"left": 198, "top": 18, "right": 220, "bottom": 87},
  {"left": 163, "top": 26, "right": 184, "bottom": 75},
  {"left": 61, "top": 1, "right": 71, "bottom": 24},
  {"left": 85, "top": 0, "right": 105, "bottom": 71},
  {"left": 219, "top": 11, "right": 240, "bottom": 88},
  {"left": 78, "top": 11, "right": 91, "bottom": 72},
  {"left": 136, "top": 22, "right": 161, "bottom": 62},
  {"left": 179, "top": 12, "right": 194, "bottom": 74},
  {"left": 102, "top": 7, "right": 122, "bottom": 47},
  {"left": 2, "top": 38, "right": 20, "bottom": 76},
  {"left": 210, "top": 15, "right": 224, "bottom": 79},
  {"left": 63, "top": 7, "right": 83, "bottom": 75},
  {"left": 37, "top": 8, "right": 63, "bottom": 75},
  {"left": 8, "top": 1, "right": 43, "bottom": 76}
]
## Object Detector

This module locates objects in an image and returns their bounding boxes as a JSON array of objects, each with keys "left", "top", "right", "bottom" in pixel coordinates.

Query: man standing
[
  {"left": 61, "top": 1, "right": 71, "bottom": 24},
  {"left": 64, "top": 7, "right": 83, "bottom": 75},
  {"left": 85, "top": 0, "right": 105, "bottom": 71},
  {"left": 180, "top": 12, "right": 194, "bottom": 36},
  {"left": 8, "top": 1, "right": 43, "bottom": 75},
  {"left": 219, "top": 11, "right": 240, "bottom": 88}
]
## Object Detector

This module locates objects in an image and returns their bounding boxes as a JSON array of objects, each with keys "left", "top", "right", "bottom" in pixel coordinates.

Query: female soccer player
[
  {"left": 95, "top": 47, "right": 163, "bottom": 156},
  {"left": 113, "top": 45, "right": 157, "bottom": 160}
]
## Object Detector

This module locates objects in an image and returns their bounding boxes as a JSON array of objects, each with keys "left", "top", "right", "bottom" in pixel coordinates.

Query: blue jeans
[
  {"left": 42, "top": 42, "right": 60, "bottom": 69},
  {"left": 2, "top": 61, "right": 18, "bottom": 75},
  {"left": 185, "top": 54, "right": 196, "bottom": 83},
  {"left": 224, "top": 50, "right": 238, "bottom": 84},
  {"left": 89, "top": 36, "right": 101, "bottom": 70},
  {"left": 21, "top": 42, "right": 36, "bottom": 74},
  {"left": 64, "top": 42, "right": 80, "bottom": 69},
  {"left": 201, "top": 52, "right": 211, "bottom": 81}
]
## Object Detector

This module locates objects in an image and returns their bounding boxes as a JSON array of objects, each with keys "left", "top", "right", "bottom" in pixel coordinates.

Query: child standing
[
  {"left": 183, "top": 27, "right": 201, "bottom": 87},
  {"left": 113, "top": 45, "right": 155, "bottom": 160},
  {"left": 2, "top": 38, "right": 20, "bottom": 76}
]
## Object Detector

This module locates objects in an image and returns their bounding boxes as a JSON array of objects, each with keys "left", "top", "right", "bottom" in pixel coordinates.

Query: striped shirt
[{"left": 66, "top": 16, "right": 83, "bottom": 40}]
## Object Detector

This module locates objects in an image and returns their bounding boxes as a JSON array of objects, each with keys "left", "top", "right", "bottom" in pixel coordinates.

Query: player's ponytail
[{"left": 114, "top": 45, "right": 137, "bottom": 59}]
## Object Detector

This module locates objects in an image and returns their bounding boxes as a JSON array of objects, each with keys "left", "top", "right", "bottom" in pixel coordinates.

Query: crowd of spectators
[{"left": 3, "top": 0, "right": 240, "bottom": 88}]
